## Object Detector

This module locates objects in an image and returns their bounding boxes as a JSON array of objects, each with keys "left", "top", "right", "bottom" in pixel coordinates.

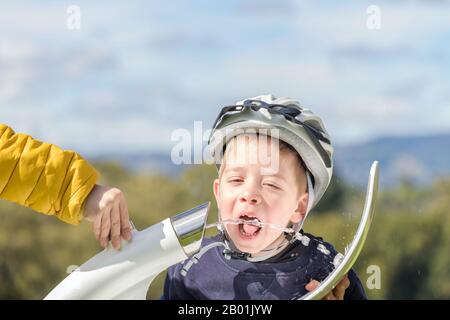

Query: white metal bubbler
[{"left": 45, "top": 202, "right": 211, "bottom": 299}]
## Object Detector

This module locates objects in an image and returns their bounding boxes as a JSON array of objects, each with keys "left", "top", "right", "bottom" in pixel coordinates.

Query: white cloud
[{"left": 291, "top": 1, "right": 450, "bottom": 49}]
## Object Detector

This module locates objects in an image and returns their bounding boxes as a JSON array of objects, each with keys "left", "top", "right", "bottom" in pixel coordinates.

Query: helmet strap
[{"left": 293, "top": 171, "right": 315, "bottom": 234}]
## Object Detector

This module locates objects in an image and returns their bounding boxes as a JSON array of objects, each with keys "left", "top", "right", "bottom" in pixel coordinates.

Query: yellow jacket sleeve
[{"left": 0, "top": 124, "right": 100, "bottom": 225}]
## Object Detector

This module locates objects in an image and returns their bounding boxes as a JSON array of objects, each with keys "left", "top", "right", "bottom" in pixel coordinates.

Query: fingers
[
  {"left": 305, "top": 279, "right": 336, "bottom": 300},
  {"left": 110, "top": 200, "right": 121, "bottom": 250},
  {"left": 333, "top": 275, "right": 350, "bottom": 300},
  {"left": 305, "top": 276, "right": 350, "bottom": 300},
  {"left": 100, "top": 207, "right": 111, "bottom": 248},
  {"left": 305, "top": 279, "right": 320, "bottom": 292},
  {"left": 324, "top": 293, "right": 337, "bottom": 300},
  {"left": 86, "top": 186, "right": 132, "bottom": 250},
  {"left": 119, "top": 196, "right": 132, "bottom": 241}
]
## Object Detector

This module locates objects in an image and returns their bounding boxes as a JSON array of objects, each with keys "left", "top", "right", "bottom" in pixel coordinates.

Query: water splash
[{"left": 205, "top": 219, "right": 295, "bottom": 234}]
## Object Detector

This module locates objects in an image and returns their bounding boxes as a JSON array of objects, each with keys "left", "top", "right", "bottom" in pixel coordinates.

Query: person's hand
[
  {"left": 83, "top": 184, "right": 132, "bottom": 250},
  {"left": 305, "top": 275, "right": 350, "bottom": 300}
]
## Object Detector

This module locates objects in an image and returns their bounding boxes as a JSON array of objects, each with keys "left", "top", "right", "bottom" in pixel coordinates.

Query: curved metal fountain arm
[{"left": 298, "top": 161, "right": 379, "bottom": 300}]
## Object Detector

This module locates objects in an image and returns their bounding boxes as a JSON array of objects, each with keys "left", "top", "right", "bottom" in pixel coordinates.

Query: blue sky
[{"left": 1, "top": 0, "right": 449, "bottom": 155}]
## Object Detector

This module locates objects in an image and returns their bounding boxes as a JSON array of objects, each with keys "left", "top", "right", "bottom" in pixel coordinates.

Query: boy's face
[{"left": 213, "top": 134, "right": 309, "bottom": 255}]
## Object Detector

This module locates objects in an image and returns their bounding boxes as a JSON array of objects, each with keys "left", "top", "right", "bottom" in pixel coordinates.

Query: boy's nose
[{"left": 239, "top": 191, "right": 262, "bottom": 205}]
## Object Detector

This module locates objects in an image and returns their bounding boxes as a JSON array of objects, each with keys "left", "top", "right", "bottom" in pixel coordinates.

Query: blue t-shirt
[{"left": 163, "top": 232, "right": 367, "bottom": 300}]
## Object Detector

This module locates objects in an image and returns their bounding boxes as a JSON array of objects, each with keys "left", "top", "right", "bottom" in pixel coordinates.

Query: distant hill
[
  {"left": 91, "top": 151, "right": 185, "bottom": 177},
  {"left": 334, "top": 133, "right": 450, "bottom": 188},
  {"left": 89, "top": 133, "right": 450, "bottom": 189}
]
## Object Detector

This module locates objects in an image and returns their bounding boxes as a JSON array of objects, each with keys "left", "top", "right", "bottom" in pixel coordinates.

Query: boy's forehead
[
  {"left": 225, "top": 134, "right": 298, "bottom": 159},
  {"left": 224, "top": 135, "right": 277, "bottom": 161},
  {"left": 222, "top": 134, "right": 299, "bottom": 175}
]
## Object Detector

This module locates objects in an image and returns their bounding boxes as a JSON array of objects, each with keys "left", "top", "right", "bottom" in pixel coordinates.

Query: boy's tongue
[{"left": 243, "top": 224, "right": 260, "bottom": 234}]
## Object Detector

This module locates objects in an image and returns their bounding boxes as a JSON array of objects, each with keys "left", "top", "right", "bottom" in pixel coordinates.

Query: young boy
[{"left": 163, "top": 95, "right": 366, "bottom": 300}]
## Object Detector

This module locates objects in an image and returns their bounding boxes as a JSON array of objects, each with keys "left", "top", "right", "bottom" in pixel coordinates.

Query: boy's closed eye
[
  {"left": 263, "top": 176, "right": 288, "bottom": 189},
  {"left": 263, "top": 181, "right": 281, "bottom": 190}
]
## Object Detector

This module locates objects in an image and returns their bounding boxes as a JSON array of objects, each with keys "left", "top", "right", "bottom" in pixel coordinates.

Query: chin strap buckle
[
  {"left": 222, "top": 248, "right": 232, "bottom": 260},
  {"left": 293, "top": 232, "right": 311, "bottom": 246}
]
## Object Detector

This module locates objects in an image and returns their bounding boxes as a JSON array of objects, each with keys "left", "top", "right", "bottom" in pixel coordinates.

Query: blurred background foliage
[{"left": 1, "top": 162, "right": 449, "bottom": 299}]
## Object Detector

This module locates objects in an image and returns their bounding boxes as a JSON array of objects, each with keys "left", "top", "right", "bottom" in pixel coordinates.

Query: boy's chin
[
  {"left": 230, "top": 233, "right": 265, "bottom": 254},
  {"left": 234, "top": 243, "right": 262, "bottom": 255}
]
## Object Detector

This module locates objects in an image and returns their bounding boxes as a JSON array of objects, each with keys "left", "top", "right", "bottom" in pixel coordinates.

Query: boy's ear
[
  {"left": 290, "top": 192, "right": 309, "bottom": 224},
  {"left": 213, "top": 178, "right": 220, "bottom": 208}
]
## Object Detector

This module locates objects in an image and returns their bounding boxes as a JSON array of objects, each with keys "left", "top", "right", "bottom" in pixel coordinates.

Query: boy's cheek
[
  {"left": 218, "top": 207, "right": 232, "bottom": 220},
  {"left": 218, "top": 192, "right": 238, "bottom": 214},
  {"left": 218, "top": 202, "right": 233, "bottom": 220}
]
